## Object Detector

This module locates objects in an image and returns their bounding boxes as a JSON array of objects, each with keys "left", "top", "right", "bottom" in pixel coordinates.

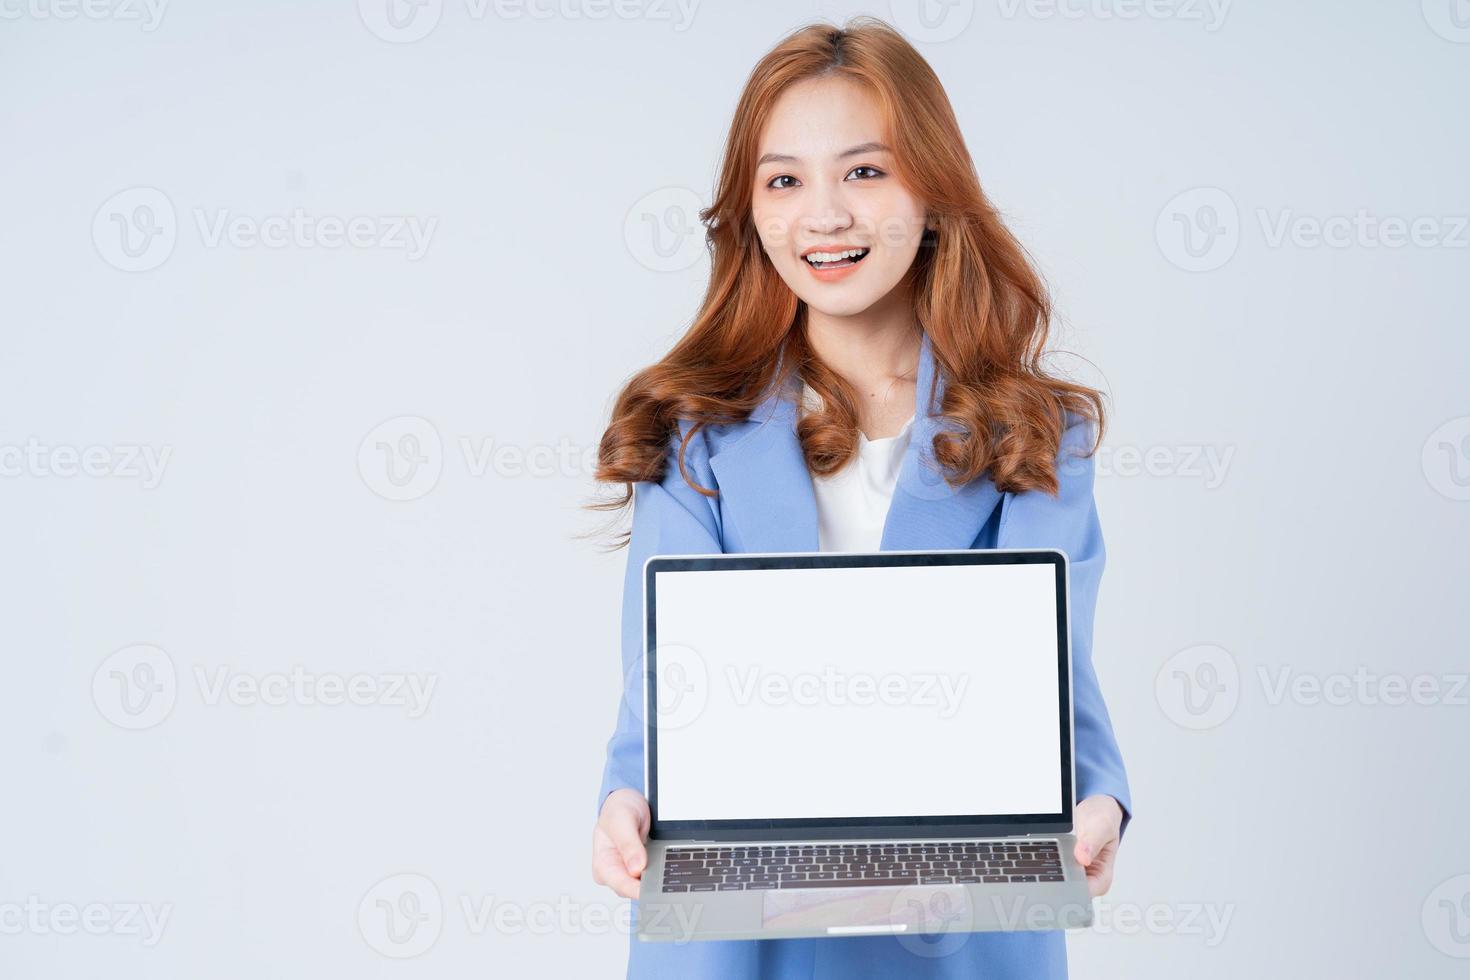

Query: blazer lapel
[
  {"left": 879, "top": 331, "right": 1004, "bottom": 552},
  {"left": 708, "top": 379, "right": 821, "bottom": 554},
  {"left": 707, "top": 330, "right": 1002, "bottom": 554}
]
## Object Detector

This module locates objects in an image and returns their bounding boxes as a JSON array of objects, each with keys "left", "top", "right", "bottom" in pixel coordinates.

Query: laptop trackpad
[{"left": 762, "top": 884, "right": 971, "bottom": 934}]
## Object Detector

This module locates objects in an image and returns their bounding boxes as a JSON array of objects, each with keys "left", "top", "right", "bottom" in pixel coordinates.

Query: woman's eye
[{"left": 765, "top": 168, "right": 881, "bottom": 190}]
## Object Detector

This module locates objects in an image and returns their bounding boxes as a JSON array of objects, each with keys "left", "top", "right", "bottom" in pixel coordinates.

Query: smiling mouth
[{"left": 803, "top": 247, "right": 871, "bottom": 270}]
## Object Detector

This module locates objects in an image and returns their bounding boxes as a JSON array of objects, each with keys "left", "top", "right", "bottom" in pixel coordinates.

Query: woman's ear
[{"left": 922, "top": 215, "right": 939, "bottom": 247}]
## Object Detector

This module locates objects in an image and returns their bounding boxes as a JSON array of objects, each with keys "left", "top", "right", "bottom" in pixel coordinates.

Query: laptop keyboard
[{"left": 659, "top": 840, "right": 1065, "bottom": 892}]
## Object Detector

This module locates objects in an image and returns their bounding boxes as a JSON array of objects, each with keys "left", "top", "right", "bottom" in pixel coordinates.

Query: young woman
[{"left": 588, "top": 16, "right": 1131, "bottom": 979}]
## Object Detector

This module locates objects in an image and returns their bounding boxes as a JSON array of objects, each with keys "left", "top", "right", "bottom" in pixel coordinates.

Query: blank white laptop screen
[{"left": 652, "top": 561, "right": 1064, "bottom": 822}]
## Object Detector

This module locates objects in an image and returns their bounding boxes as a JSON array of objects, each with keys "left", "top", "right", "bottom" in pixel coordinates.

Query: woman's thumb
[
  {"left": 621, "top": 842, "right": 646, "bottom": 874},
  {"left": 608, "top": 807, "right": 646, "bottom": 872}
]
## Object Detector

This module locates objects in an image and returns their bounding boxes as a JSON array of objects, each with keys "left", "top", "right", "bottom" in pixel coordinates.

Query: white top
[{"left": 800, "top": 382, "right": 916, "bottom": 553}]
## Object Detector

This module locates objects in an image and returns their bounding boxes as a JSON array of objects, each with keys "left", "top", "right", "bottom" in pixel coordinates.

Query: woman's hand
[
  {"left": 591, "top": 790, "right": 1121, "bottom": 900},
  {"left": 592, "top": 788, "right": 651, "bottom": 900},
  {"left": 1072, "top": 795, "right": 1124, "bottom": 897}
]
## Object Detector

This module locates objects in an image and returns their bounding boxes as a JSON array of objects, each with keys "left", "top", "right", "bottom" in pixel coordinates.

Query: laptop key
[{"left": 781, "top": 877, "right": 919, "bottom": 889}]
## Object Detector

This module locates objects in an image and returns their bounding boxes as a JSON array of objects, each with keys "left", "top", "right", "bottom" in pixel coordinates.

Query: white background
[
  {"left": 654, "top": 562, "right": 1061, "bottom": 820},
  {"left": 3, "top": 2, "right": 1468, "bottom": 978}
]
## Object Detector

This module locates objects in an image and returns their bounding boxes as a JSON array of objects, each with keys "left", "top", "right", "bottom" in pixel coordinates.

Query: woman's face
[{"left": 751, "top": 75, "right": 930, "bottom": 319}]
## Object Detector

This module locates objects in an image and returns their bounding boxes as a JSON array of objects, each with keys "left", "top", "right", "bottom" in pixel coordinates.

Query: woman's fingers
[
  {"left": 591, "top": 790, "right": 651, "bottom": 901},
  {"left": 604, "top": 801, "right": 648, "bottom": 875},
  {"left": 592, "top": 834, "right": 642, "bottom": 900},
  {"left": 1073, "top": 795, "right": 1122, "bottom": 897},
  {"left": 1079, "top": 838, "right": 1117, "bottom": 896}
]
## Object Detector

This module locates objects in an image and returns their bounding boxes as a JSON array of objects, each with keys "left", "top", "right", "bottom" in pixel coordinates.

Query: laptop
[{"left": 634, "top": 547, "right": 1094, "bottom": 944}]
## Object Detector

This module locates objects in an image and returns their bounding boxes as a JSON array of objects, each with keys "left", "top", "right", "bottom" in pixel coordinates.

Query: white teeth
[{"left": 804, "top": 247, "right": 869, "bottom": 264}]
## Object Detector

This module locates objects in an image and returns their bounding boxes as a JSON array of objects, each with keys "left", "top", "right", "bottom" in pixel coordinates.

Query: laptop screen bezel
[{"left": 642, "top": 548, "right": 1075, "bottom": 841}]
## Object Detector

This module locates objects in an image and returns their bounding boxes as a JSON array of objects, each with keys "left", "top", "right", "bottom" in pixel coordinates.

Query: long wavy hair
[{"left": 586, "top": 16, "right": 1106, "bottom": 549}]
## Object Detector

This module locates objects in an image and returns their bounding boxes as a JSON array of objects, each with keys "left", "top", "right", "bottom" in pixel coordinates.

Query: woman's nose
[{"left": 801, "top": 201, "right": 854, "bottom": 236}]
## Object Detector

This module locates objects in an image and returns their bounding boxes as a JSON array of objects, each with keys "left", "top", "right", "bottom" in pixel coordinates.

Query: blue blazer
[{"left": 597, "top": 329, "right": 1133, "bottom": 979}]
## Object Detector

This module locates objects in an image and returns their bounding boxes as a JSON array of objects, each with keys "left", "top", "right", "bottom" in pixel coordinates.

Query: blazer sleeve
[
  {"left": 595, "top": 421, "right": 723, "bottom": 816},
  {"left": 998, "top": 413, "right": 1134, "bottom": 841}
]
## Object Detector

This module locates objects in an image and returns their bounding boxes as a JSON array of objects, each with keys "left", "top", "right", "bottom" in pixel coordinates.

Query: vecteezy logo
[
  {"left": 623, "top": 187, "right": 707, "bottom": 273},
  {"left": 1422, "top": 874, "right": 1470, "bottom": 958},
  {"left": 92, "top": 187, "right": 177, "bottom": 272},
  {"left": 887, "top": 0, "right": 976, "bottom": 44},
  {"left": 1422, "top": 416, "right": 1470, "bottom": 501},
  {"left": 357, "top": 873, "right": 443, "bottom": 958},
  {"left": 1156, "top": 187, "right": 1240, "bottom": 272},
  {"left": 1422, "top": 0, "right": 1470, "bottom": 43},
  {"left": 1155, "top": 643, "right": 1239, "bottom": 730},
  {"left": 357, "top": 416, "right": 443, "bottom": 501},
  {"left": 357, "top": 0, "right": 443, "bottom": 43},
  {"left": 890, "top": 882, "right": 974, "bottom": 958},
  {"left": 92, "top": 644, "right": 178, "bottom": 730},
  {"left": 623, "top": 642, "right": 708, "bottom": 731}
]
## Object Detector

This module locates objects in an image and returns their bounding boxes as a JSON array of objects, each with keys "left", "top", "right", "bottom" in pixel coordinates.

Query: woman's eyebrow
[{"left": 756, "top": 141, "right": 891, "bottom": 167}]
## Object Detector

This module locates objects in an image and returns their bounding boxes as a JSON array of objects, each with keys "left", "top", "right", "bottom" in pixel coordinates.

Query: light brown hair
[{"left": 588, "top": 16, "right": 1105, "bottom": 548}]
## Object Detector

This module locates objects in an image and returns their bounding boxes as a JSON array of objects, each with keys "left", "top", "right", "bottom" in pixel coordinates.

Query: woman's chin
[{"left": 795, "top": 294, "right": 874, "bottom": 318}]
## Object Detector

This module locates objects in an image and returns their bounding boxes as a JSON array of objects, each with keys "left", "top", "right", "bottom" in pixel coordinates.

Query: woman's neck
[
  {"left": 803, "top": 300, "right": 921, "bottom": 440},
  {"left": 803, "top": 291, "right": 921, "bottom": 387}
]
